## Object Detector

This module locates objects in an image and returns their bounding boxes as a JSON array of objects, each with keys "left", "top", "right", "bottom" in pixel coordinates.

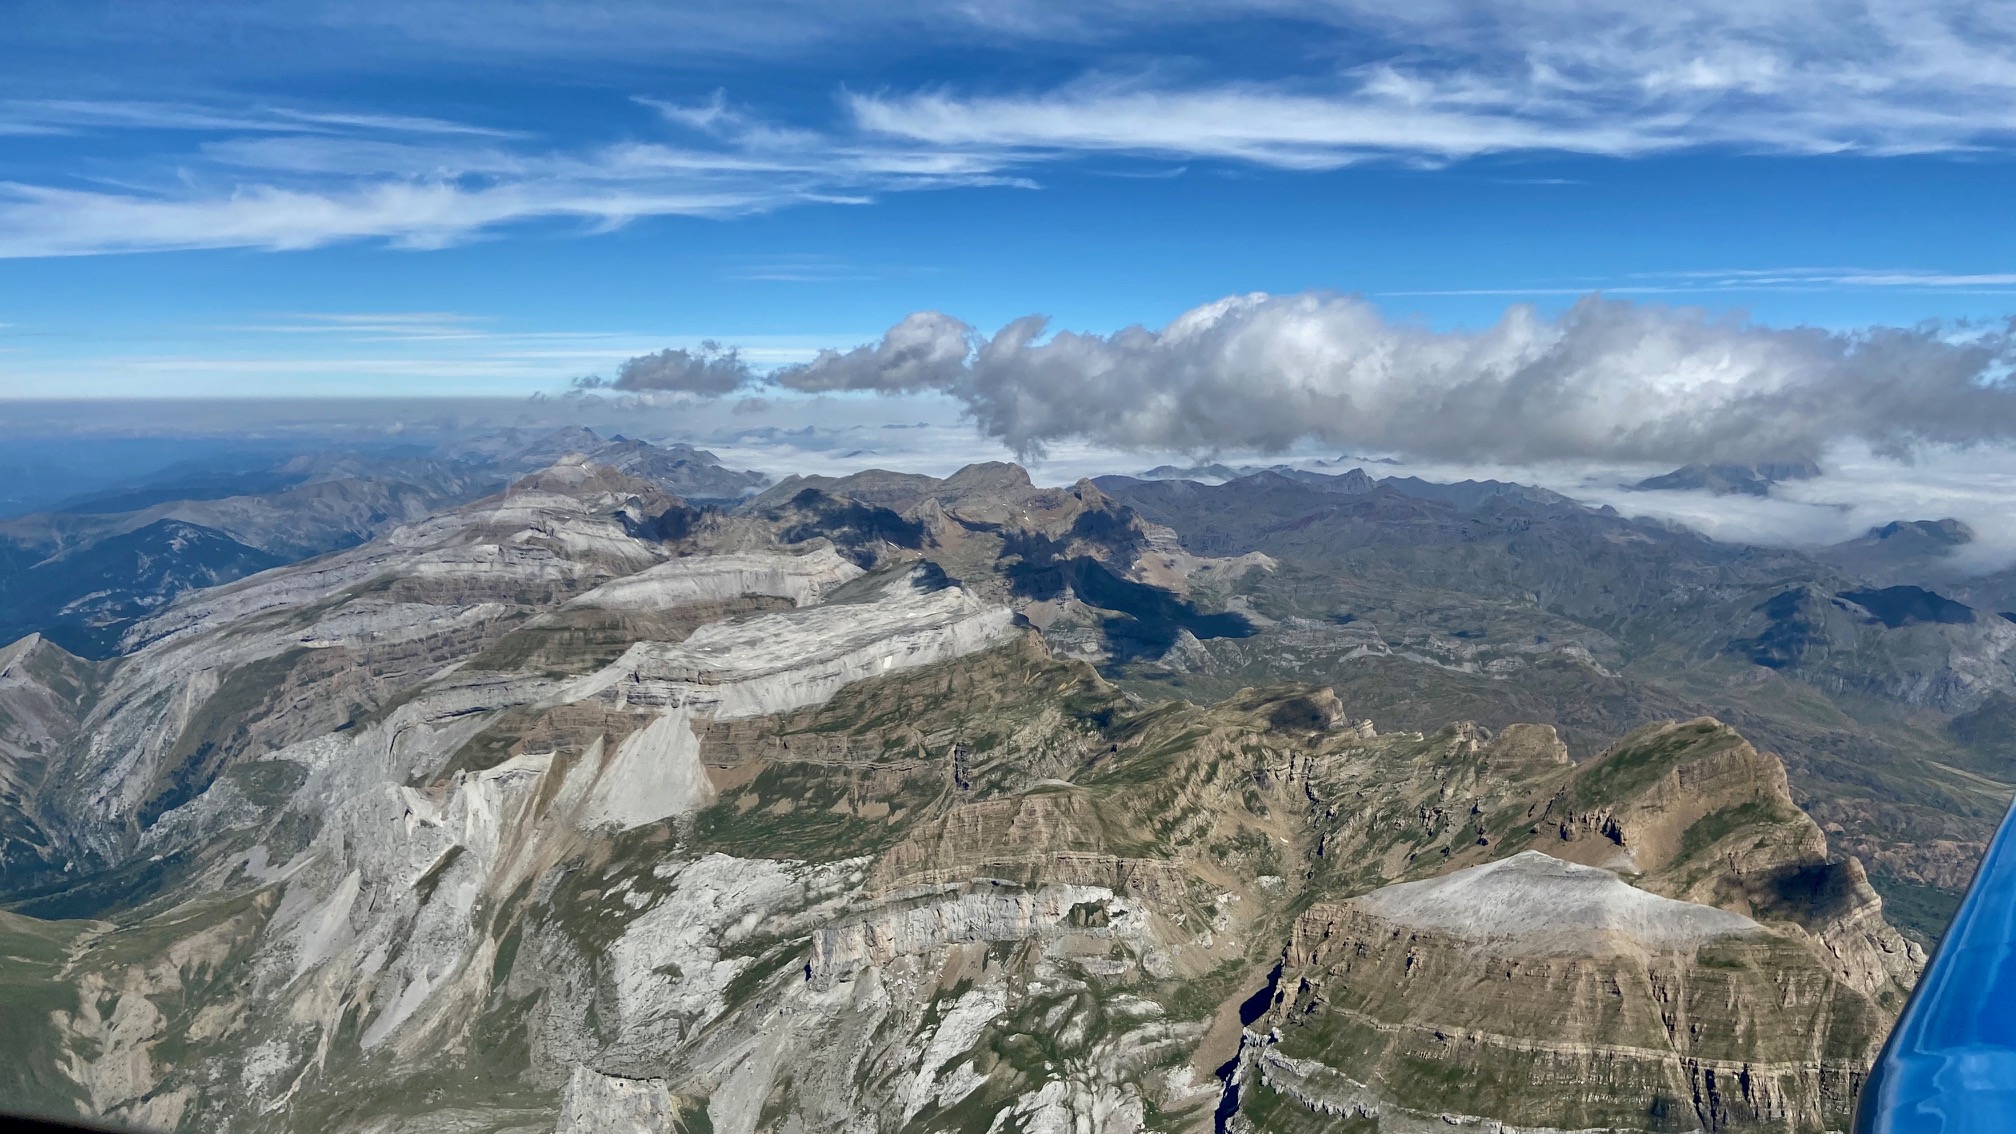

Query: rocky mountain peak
[
  {"left": 1630, "top": 458, "right": 1821, "bottom": 496},
  {"left": 1871, "top": 517, "right": 1975, "bottom": 545},
  {"left": 0, "top": 452, "right": 1965, "bottom": 1134},
  {"left": 505, "top": 456, "right": 679, "bottom": 504},
  {"left": 0, "top": 631, "right": 47, "bottom": 676},
  {"left": 940, "top": 460, "right": 1033, "bottom": 493}
]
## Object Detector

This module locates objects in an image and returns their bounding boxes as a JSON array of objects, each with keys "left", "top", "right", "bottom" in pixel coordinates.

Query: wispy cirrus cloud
[
  {"left": 0, "top": 99, "right": 517, "bottom": 137},
  {"left": 1639, "top": 267, "right": 2016, "bottom": 290},
  {"left": 720, "top": 252, "right": 932, "bottom": 283},
  {"left": 1377, "top": 267, "right": 2016, "bottom": 298},
  {"left": 3, "top": 308, "right": 846, "bottom": 396},
  {"left": 844, "top": 0, "right": 2016, "bottom": 165},
  {"left": 1, "top": 99, "right": 322, "bottom": 134},
  {"left": 0, "top": 91, "right": 1034, "bottom": 257},
  {"left": 847, "top": 82, "right": 1668, "bottom": 168},
  {"left": 263, "top": 109, "right": 524, "bottom": 137},
  {"left": 218, "top": 312, "right": 496, "bottom": 339},
  {"left": 2, "top": 2, "right": 2014, "bottom": 257},
  {"left": 0, "top": 159, "right": 958, "bottom": 258}
]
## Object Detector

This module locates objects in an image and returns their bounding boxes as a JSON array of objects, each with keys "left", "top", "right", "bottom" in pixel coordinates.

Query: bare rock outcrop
[
  {"left": 0, "top": 462, "right": 1931, "bottom": 1134},
  {"left": 554, "top": 1065, "right": 678, "bottom": 1134}
]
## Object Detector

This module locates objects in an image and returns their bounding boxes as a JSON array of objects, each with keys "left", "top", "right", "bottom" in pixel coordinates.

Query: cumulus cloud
[
  {"left": 788, "top": 293, "right": 2016, "bottom": 464},
  {"left": 582, "top": 341, "right": 756, "bottom": 395},
  {"left": 773, "top": 311, "right": 975, "bottom": 392}
]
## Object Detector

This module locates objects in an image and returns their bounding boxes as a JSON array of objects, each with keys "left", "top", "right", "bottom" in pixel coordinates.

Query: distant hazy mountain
[
  {"left": 0, "top": 436, "right": 319, "bottom": 519},
  {"left": 0, "top": 519, "right": 287, "bottom": 656},
  {"left": 1815, "top": 517, "right": 1976, "bottom": 581},
  {"left": 579, "top": 436, "right": 770, "bottom": 505},
  {"left": 1142, "top": 461, "right": 1246, "bottom": 480},
  {"left": 1097, "top": 469, "right": 2015, "bottom": 712},
  {"left": 1139, "top": 453, "right": 1394, "bottom": 484},
  {"left": 1138, "top": 464, "right": 1572, "bottom": 503},
  {"left": 0, "top": 430, "right": 769, "bottom": 658},
  {"left": 1629, "top": 458, "right": 1822, "bottom": 496}
]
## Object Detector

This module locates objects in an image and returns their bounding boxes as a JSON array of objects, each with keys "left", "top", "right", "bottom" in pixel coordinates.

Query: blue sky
[{"left": 0, "top": 0, "right": 2012, "bottom": 403}]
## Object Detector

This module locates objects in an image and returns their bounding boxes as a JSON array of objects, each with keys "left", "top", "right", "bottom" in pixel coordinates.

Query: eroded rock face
[
  {"left": 0, "top": 459, "right": 1925, "bottom": 1134},
  {"left": 563, "top": 548, "right": 861, "bottom": 614},
  {"left": 554, "top": 1065, "right": 679, "bottom": 1134},
  {"left": 808, "top": 882, "right": 1158, "bottom": 985},
  {"left": 1223, "top": 717, "right": 1919, "bottom": 1133},
  {"left": 1250, "top": 875, "right": 1876, "bottom": 1132},
  {"left": 578, "top": 574, "right": 1016, "bottom": 721},
  {"left": 0, "top": 633, "right": 101, "bottom": 880}
]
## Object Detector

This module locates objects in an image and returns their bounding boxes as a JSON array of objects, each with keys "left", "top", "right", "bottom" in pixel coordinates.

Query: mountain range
[
  {"left": 0, "top": 441, "right": 2006, "bottom": 1132},
  {"left": 0, "top": 430, "right": 769, "bottom": 657}
]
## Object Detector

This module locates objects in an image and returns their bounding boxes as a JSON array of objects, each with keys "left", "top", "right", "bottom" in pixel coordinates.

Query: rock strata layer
[{"left": 0, "top": 458, "right": 1924, "bottom": 1134}]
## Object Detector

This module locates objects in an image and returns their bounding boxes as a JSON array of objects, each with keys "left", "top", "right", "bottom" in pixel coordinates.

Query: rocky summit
[{"left": 0, "top": 456, "right": 1966, "bottom": 1134}]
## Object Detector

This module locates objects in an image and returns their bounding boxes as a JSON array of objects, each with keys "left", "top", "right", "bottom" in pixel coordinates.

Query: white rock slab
[
  {"left": 577, "top": 708, "right": 717, "bottom": 830},
  {"left": 565, "top": 548, "right": 861, "bottom": 611},
  {"left": 1351, "top": 850, "right": 1761, "bottom": 954}
]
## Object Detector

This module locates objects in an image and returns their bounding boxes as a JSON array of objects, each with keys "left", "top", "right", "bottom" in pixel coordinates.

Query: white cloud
[
  {"left": 724, "top": 256, "right": 887, "bottom": 283},
  {"left": 637, "top": 91, "right": 741, "bottom": 134},
  {"left": 0, "top": 94, "right": 1037, "bottom": 257},
  {"left": 847, "top": 82, "right": 1669, "bottom": 167},
  {"left": 0, "top": 99, "right": 518, "bottom": 138},
  {"left": 0, "top": 171, "right": 855, "bottom": 258},
  {"left": 4, "top": 2, "right": 2014, "bottom": 256},
  {"left": 1832, "top": 273, "right": 2016, "bottom": 288},
  {"left": 265, "top": 109, "right": 524, "bottom": 137},
  {"left": 1379, "top": 267, "right": 2016, "bottom": 298},
  {"left": 218, "top": 312, "right": 496, "bottom": 340},
  {"left": 774, "top": 312, "right": 976, "bottom": 393},
  {"left": 1640, "top": 267, "right": 2016, "bottom": 290},
  {"left": 0, "top": 311, "right": 849, "bottom": 397},
  {"left": 0, "top": 99, "right": 321, "bottom": 134},
  {"left": 784, "top": 292, "right": 2016, "bottom": 464},
  {"left": 592, "top": 342, "right": 755, "bottom": 394},
  {"left": 849, "top": 1, "right": 2016, "bottom": 164},
  {"left": 1554, "top": 441, "right": 2016, "bottom": 566}
]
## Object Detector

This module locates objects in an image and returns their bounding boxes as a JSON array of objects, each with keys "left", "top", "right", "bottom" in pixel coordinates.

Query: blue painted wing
[{"left": 1857, "top": 797, "right": 2016, "bottom": 1132}]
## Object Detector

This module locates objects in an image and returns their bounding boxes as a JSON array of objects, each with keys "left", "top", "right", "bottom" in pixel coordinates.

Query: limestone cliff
[{"left": 0, "top": 460, "right": 1922, "bottom": 1134}]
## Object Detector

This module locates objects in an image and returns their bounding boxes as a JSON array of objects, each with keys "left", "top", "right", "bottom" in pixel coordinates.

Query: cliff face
[
  {"left": 0, "top": 460, "right": 1922, "bottom": 1134},
  {"left": 1247, "top": 851, "right": 1890, "bottom": 1132},
  {"left": 1217, "top": 716, "right": 1918, "bottom": 1133},
  {"left": 0, "top": 633, "right": 102, "bottom": 883}
]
